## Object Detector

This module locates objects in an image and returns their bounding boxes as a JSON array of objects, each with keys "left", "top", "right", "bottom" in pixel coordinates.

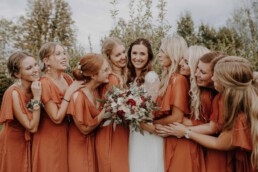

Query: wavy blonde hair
[
  {"left": 102, "top": 37, "right": 128, "bottom": 88},
  {"left": 188, "top": 46, "right": 210, "bottom": 119},
  {"left": 214, "top": 56, "right": 258, "bottom": 169},
  {"left": 158, "top": 34, "right": 188, "bottom": 96}
]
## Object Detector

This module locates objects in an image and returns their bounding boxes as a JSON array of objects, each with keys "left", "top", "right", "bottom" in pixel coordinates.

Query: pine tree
[{"left": 176, "top": 12, "right": 197, "bottom": 46}]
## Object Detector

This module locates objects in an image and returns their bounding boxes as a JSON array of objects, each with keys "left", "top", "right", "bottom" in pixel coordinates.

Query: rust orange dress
[
  {"left": 67, "top": 89, "right": 100, "bottom": 172},
  {"left": 205, "top": 93, "right": 232, "bottom": 172},
  {"left": 95, "top": 74, "right": 129, "bottom": 172},
  {"left": 156, "top": 73, "right": 205, "bottom": 172},
  {"left": 32, "top": 74, "right": 72, "bottom": 172},
  {"left": 0, "top": 85, "right": 33, "bottom": 172},
  {"left": 190, "top": 88, "right": 217, "bottom": 126},
  {"left": 207, "top": 94, "right": 255, "bottom": 172}
]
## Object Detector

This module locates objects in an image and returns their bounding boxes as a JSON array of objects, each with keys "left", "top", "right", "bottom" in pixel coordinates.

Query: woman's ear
[
  {"left": 91, "top": 74, "right": 97, "bottom": 81},
  {"left": 14, "top": 72, "right": 21, "bottom": 79},
  {"left": 43, "top": 58, "right": 49, "bottom": 66}
]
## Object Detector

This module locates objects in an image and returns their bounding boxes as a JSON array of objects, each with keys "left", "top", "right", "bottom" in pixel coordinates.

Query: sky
[{"left": 0, "top": 0, "right": 241, "bottom": 53}]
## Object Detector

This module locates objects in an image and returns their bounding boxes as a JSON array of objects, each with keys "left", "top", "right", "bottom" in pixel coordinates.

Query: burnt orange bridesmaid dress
[
  {"left": 32, "top": 74, "right": 72, "bottom": 172},
  {"left": 0, "top": 85, "right": 33, "bottom": 172},
  {"left": 156, "top": 73, "right": 206, "bottom": 172},
  {"left": 207, "top": 94, "right": 255, "bottom": 172},
  {"left": 190, "top": 88, "right": 217, "bottom": 126},
  {"left": 95, "top": 74, "right": 130, "bottom": 172},
  {"left": 205, "top": 93, "right": 233, "bottom": 172},
  {"left": 232, "top": 113, "right": 254, "bottom": 172},
  {"left": 67, "top": 89, "right": 100, "bottom": 172}
]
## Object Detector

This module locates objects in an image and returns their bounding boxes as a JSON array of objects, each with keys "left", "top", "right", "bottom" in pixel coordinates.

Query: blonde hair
[
  {"left": 102, "top": 37, "right": 128, "bottom": 88},
  {"left": 214, "top": 56, "right": 258, "bottom": 169},
  {"left": 188, "top": 46, "right": 210, "bottom": 119},
  {"left": 158, "top": 34, "right": 188, "bottom": 96}
]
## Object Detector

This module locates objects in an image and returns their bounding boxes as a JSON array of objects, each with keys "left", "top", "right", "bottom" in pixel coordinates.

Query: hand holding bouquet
[{"left": 100, "top": 84, "right": 159, "bottom": 133}]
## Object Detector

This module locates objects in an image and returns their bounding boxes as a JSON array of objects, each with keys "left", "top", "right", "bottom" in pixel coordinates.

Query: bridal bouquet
[{"left": 100, "top": 84, "right": 159, "bottom": 132}]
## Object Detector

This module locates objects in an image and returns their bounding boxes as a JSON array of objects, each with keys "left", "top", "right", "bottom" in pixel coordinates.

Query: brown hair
[
  {"left": 7, "top": 51, "right": 34, "bottom": 78},
  {"left": 127, "top": 38, "right": 153, "bottom": 86},
  {"left": 72, "top": 53, "right": 105, "bottom": 82},
  {"left": 39, "top": 42, "right": 66, "bottom": 72}
]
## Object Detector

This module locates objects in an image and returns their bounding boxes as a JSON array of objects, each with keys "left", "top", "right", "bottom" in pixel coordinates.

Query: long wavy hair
[
  {"left": 158, "top": 34, "right": 188, "bottom": 96},
  {"left": 214, "top": 56, "right": 258, "bottom": 169},
  {"left": 127, "top": 38, "right": 153, "bottom": 86},
  {"left": 188, "top": 46, "right": 210, "bottom": 119},
  {"left": 102, "top": 37, "right": 128, "bottom": 88}
]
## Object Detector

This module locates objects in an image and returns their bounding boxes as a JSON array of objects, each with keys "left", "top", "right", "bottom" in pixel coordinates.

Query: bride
[{"left": 127, "top": 38, "right": 164, "bottom": 172}]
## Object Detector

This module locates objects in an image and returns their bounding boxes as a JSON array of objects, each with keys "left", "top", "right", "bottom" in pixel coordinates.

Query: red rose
[
  {"left": 140, "top": 96, "right": 145, "bottom": 101},
  {"left": 127, "top": 99, "right": 136, "bottom": 106},
  {"left": 117, "top": 110, "right": 125, "bottom": 117}
]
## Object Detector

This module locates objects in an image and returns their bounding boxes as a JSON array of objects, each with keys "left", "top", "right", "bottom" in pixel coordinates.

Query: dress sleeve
[
  {"left": 232, "top": 113, "right": 252, "bottom": 151},
  {"left": 0, "top": 87, "right": 14, "bottom": 123},
  {"left": 168, "top": 74, "right": 190, "bottom": 114},
  {"left": 144, "top": 71, "right": 160, "bottom": 101},
  {"left": 68, "top": 92, "right": 99, "bottom": 127},
  {"left": 40, "top": 78, "right": 53, "bottom": 105},
  {"left": 209, "top": 93, "right": 224, "bottom": 125}
]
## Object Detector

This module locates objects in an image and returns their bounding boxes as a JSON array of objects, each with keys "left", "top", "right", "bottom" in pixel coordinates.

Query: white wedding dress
[{"left": 129, "top": 71, "right": 164, "bottom": 172}]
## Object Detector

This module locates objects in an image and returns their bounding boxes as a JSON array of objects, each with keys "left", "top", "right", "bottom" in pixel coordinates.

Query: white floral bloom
[{"left": 117, "top": 97, "right": 124, "bottom": 105}]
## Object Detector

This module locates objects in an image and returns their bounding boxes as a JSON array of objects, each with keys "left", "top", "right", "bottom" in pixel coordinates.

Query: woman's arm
[
  {"left": 45, "top": 80, "right": 84, "bottom": 124},
  {"left": 12, "top": 81, "right": 41, "bottom": 133},
  {"left": 73, "top": 109, "right": 105, "bottom": 135},
  {"left": 154, "top": 106, "right": 184, "bottom": 125},
  {"left": 170, "top": 122, "right": 233, "bottom": 150}
]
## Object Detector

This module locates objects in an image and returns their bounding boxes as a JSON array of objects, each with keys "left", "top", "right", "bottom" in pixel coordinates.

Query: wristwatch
[{"left": 184, "top": 129, "right": 192, "bottom": 139}]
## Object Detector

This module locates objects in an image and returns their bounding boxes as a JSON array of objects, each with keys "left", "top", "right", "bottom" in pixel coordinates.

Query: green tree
[
  {"left": 216, "top": 27, "right": 243, "bottom": 56},
  {"left": 227, "top": 0, "right": 258, "bottom": 69},
  {"left": 176, "top": 11, "right": 197, "bottom": 46},
  {"left": 14, "top": 0, "right": 76, "bottom": 56},
  {"left": 107, "top": 0, "right": 171, "bottom": 57},
  {"left": 196, "top": 23, "right": 218, "bottom": 50}
]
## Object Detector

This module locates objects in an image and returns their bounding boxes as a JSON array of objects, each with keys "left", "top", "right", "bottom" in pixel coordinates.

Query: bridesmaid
[
  {"left": 95, "top": 37, "right": 130, "bottom": 172},
  {"left": 0, "top": 51, "right": 41, "bottom": 172},
  {"left": 67, "top": 53, "right": 110, "bottom": 172},
  {"left": 153, "top": 34, "right": 191, "bottom": 172},
  {"left": 158, "top": 51, "right": 226, "bottom": 171},
  {"left": 32, "top": 42, "right": 83, "bottom": 172},
  {"left": 171, "top": 56, "right": 258, "bottom": 171}
]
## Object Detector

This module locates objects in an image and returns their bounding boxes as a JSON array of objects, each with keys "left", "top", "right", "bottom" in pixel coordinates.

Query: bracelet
[
  {"left": 184, "top": 129, "right": 192, "bottom": 139},
  {"left": 62, "top": 98, "right": 70, "bottom": 103},
  {"left": 27, "top": 99, "right": 42, "bottom": 112}
]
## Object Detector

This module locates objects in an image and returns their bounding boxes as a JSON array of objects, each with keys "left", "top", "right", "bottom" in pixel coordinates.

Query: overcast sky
[{"left": 0, "top": 0, "right": 241, "bottom": 52}]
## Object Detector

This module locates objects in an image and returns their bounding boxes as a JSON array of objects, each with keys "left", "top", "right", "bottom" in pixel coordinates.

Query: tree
[
  {"left": 107, "top": 0, "right": 171, "bottom": 57},
  {"left": 0, "top": 18, "right": 17, "bottom": 59},
  {"left": 176, "top": 12, "right": 197, "bottom": 46},
  {"left": 196, "top": 23, "right": 217, "bottom": 50},
  {"left": 14, "top": 0, "right": 76, "bottom": 56},
  {"left": 227, "top": 0, "right": 258, "bottom": 70}
]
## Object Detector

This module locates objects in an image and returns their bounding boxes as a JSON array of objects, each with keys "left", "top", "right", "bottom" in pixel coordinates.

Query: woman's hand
[
  {"left": 65, "top": 80, "right": 85, "bottom": 100},
  {"left": 167, "top": 122, "right": 188, "bottom": 138},
  {"left": 31, "top": 81, "right": 42, "bottom": 100}
]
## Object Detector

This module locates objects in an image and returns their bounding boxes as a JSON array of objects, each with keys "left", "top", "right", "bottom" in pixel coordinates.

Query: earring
[
  {"left": 47, "top": 65, "right": 51, "bottom": 74},
  {"left": 17, "top": 78, "right": 22, "bottom": 87}
]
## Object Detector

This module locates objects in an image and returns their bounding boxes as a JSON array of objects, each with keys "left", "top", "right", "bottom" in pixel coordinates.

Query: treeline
[{"left": 0, "top": 0, "right": 257, "bottom": 105}]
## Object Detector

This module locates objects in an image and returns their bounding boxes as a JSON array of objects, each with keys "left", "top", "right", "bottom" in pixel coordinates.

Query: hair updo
[
  {"left": 72, "top": 53, "right": 105, "bottom": 82},
  {"left": 7, "top": 51, "right": 34, "bottom": 78}
]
